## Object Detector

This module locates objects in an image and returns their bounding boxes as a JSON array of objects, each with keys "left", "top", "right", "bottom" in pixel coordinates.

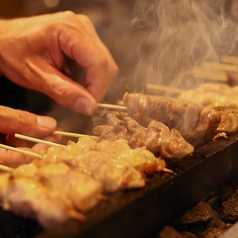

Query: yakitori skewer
[
  {"left": 15, "top": 133, "right": 65, "bottom": 147},
  {"left": 0, "top": 164, "right": 87, "bottom": 222},
  {"left": 0, "top": 144, "right": 41, "bottom": 158},
  {"left": 54, "top": 131, "right": 98, "bottom": 139}
]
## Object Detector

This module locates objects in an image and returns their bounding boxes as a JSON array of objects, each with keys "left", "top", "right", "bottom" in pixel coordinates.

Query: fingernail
[
  {"left": 74, "top": 98, "right": 95, "bottom": 115},
  {"left": 37, "top": 116, "right": 57, "bottom": 129}
]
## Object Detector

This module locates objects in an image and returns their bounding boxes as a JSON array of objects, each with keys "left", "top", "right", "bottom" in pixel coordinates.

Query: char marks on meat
[
  {"left": 123, "top": 92, "right": 221, "bottom": 146},
  {"left": 93, "top": 113, "right": 194, "bottom": 159}
]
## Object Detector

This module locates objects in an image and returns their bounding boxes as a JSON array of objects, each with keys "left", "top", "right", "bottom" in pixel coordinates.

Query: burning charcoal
[
  {"left": 200, "top": 227, "right": 226, "bottom": 238},
  {"left": 207, "top": 197, "right": 220, "bottom": 212},
  {"left": 180, "top": 201, "right": 214, "bottom": 225},
  {"left": 177, "top": 201, "right": 214, "bottom": 236},
  {"left": 207, "top": 210, "right": 227, "bottom": 230},
  {"left": 158, "top": 225, "right": 183, "bottom": 238},
  {"left": 220, "top": 193, "right": 238, "bottom": 223}
]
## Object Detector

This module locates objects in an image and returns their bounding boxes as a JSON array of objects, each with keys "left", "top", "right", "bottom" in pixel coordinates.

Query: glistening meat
[
  {"left": 93, "top": 113, "right": 194, "bottom": 159},
  {"left": 123, "top": 92, "right": 221, "bottom": 146}
]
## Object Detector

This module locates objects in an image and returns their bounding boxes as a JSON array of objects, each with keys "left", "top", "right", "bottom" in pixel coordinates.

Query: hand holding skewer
[
  {"left": 0, "top": 11, "right": 119, "bottom": 166},
  {"left": 0, "top": 12, "right": 118, "bottom": 115},
  {"left": 0, "top": 113, "right": 61, "bottom": 167}
]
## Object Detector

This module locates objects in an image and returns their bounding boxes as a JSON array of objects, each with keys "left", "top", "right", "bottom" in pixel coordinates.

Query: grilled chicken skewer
[
  {"left": 41, "top": 136, "right": 159, "bottom": 192},
  {"left": 123, "top": 92, "right": 221, "bottom": 147},
  {"left": 0, "top": 160, "right": 106, "bottom": 228},
  {"left": 93, "top": 113, "right": 194, "bottom": 159}
]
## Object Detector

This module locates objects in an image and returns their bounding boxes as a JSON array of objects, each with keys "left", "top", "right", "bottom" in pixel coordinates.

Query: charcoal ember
[
  {"left": 158, "top": 225, "right": 184, "bottom": 238},
  {"left": 207, "top": 185, "right": 234, "bottom": 211},
  {"left": 220, "top": 193, "right": 238, "bottom": 223},
  {"left": 200, "top": 227, "right": 226, "bottom": 238},
  {"left": 207, "top": 197, "right": 220, "bottom": 212},
  {"left": 207, "top": 210, "right": 227, "bottom": 229},
  {"left": 174, "top": 201, "right": 214, "bottom": 236},
  {"left": 180, "top": 201, "right": 214, "bottom": 225}
]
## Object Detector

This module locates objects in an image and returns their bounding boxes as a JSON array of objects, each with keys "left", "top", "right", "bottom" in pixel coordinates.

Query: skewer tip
[{"left": 69, "top": 210, "right": 87, "bottom": 222}]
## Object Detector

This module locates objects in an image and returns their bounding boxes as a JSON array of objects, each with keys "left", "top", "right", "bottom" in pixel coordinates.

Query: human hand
[
  {"left": 0, "top": 11, "right": 119, "bottom": 115},
  {"left": 0, "top": 105, "right": 60, "bottom": 167}
]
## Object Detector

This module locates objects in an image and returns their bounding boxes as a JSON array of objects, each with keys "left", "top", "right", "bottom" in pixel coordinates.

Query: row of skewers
[
  {"left": 0, "top": 55, "right": 238, "bottom": 229},
  {"left": 0, "top": 132, "right": 171, "bottom": 228}
]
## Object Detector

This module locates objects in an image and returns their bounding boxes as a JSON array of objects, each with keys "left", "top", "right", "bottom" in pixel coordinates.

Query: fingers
[
  {"left": 26, "top": 58, "right": 98, "bottom": 115},
  {"left": 56, "top": 13, "right": 119, "bottom": 102},
  {"left": 0, "top": 133, "right": 62, "bottom": 168},
  {"left": 0, "top": 106, "right": 57, "bottom": 137},
  {"left": 0, "top": 11, "right": 119, "bottom": 117},
  {"left": 0, "top": 148, "right": 34, "bottom": 168}
]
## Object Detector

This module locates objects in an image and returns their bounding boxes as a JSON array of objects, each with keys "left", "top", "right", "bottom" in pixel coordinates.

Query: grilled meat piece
[
  {"left": 123, "top": 92, "right": 201, "bottom": 132},
  {"left": 123, "top": 92, "right": 221, "bottom": 146},
  {"left": 2, "top": 176, "right": 73, "bottom": 228},
  {"left": 93, "top": 113, "right": 194, "bottom": 159},
  {"left": 41, "top": 136, "right": 158, "bottom": 192},
  {"left": 178, "top": 83, "right": 238, "bottom": 109},
  {"left": 185, "top": 107, "right": 221, "bottom": 145},
  {"left": 179, "top": 83, "right": 238, "bottom": 135},
  {"left": 215, "top": 108, "right": 238, "bottom": 134},
  {"left": 93, "top": 113, "right": 131, "bottom": 142}
]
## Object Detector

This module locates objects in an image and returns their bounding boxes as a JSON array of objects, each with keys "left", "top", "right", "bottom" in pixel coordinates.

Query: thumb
[{"left": 0, "top": 106, "right": 57, "bottom": 137}]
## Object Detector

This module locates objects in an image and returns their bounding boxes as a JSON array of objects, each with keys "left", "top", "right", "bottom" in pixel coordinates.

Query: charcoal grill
[{"left": 1, "top": 133, "right": 238, "bottom": 238}]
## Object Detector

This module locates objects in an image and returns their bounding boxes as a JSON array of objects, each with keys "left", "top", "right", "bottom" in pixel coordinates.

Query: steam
[{"left": 131, "top": 0, "right": 238, "bottom": 90}]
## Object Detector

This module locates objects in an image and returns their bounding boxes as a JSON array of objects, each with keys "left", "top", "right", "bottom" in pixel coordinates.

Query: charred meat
[
  {"left": 93, "top": 113, "right": 194, "bottom": 159},
  {"left": 123, "top": 92, "right": 221, "bottom": 146}
]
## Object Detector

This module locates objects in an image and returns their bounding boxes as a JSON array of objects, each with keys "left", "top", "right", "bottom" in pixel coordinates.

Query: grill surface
[{"left": 1, "top": 134, "right": 238, "bottom": 238}]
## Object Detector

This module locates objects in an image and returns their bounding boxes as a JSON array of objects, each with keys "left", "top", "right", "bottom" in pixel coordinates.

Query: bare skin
[{"left": 0, "top": 11, "right": 119, "bottom": 166}]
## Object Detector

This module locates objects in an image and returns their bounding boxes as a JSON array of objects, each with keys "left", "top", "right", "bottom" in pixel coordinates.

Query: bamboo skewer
[
  {"left": 15, "top": 134, "right": 65, "bottom": 147},
  {"left": 192, "top": 66, "right": 228, "bottom": 82},
  {"left": 98, "top": 103, "right": 127, "bottom": 111},
  {"left": 54, "top": 131, "right": 98, "bottom": 139},
  {"left": 0, "top": 144, "right": 41, "bottom": 158},
  {"left": 220, "top": 55, "right": 238, "bottom": 65},
  {"left": 201, "top": 61, "right": 238, "bottom": 72},
  {"left": 146, "top": 83, "right": 184, "bottom": 94},
  {"left": 0, "top": 164, "right": 14, "bottom": 172},
  {"left": 192, "top": 59, "right": 238, "bottom": 82}
]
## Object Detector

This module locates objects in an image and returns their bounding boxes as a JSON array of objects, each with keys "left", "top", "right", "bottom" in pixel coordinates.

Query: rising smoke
[{"left": 131, "top": 0, "right": 238, "bottom": 90}]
